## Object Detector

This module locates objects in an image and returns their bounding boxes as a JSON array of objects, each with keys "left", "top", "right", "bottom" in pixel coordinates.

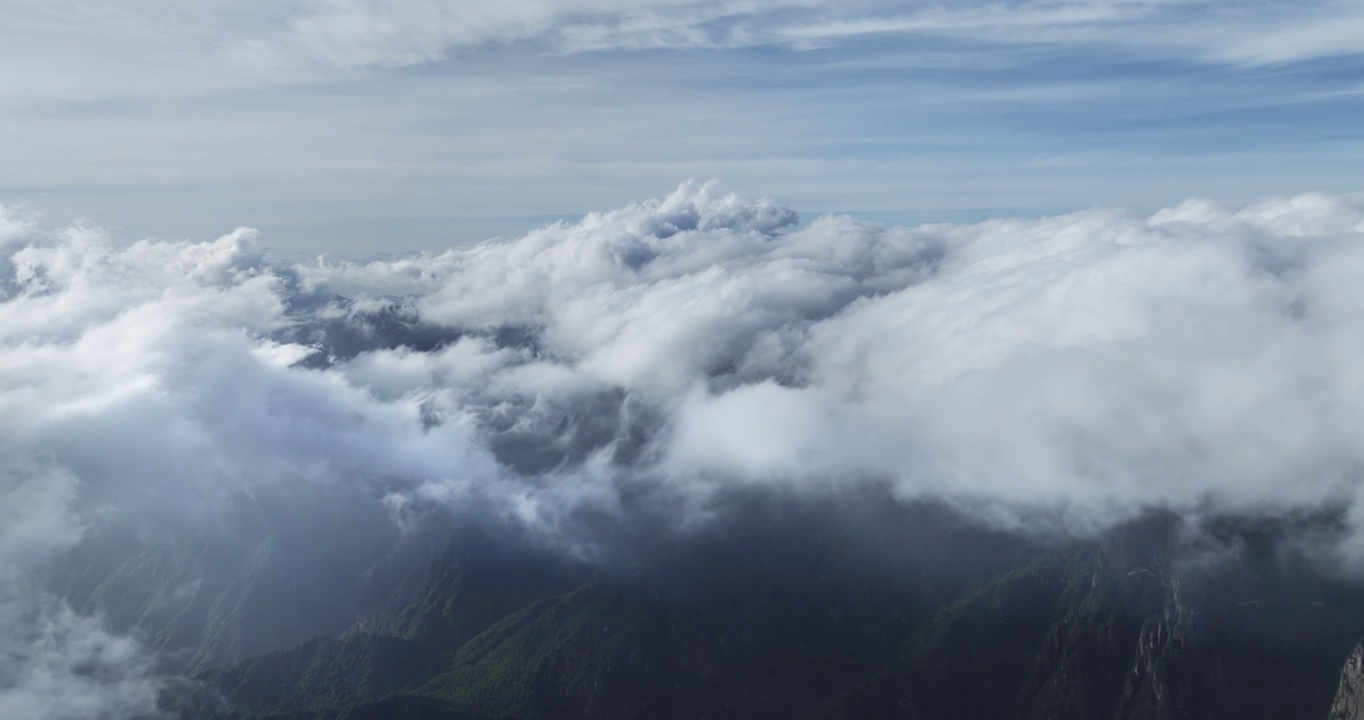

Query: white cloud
[
  {"left": 0, "top": 458, "right": 164, "bottom": 720},
  {"left": 2, "top": 0, "right": 1360, "bottom": 258},
  {"left": 0, "top": 598, "right": 162, "bottom": 720},
  {"left": 1, "top": 0, "right": 1356, "bottom": 111},
  {"left": 773, "top": 2, "right": 1140, "bottom": 44},
  {"left": 293, "top": 181, "right": 1364, "bottom": 541},
  {"left": 9, "top": 182, "right": 1364, "bottom": 713},
  {"left": 1208, "top": 9, "right": 1364, "bottom": 66},
  {"left": 268, "top": 0, "right": 1364, "bottom": 70},
  {"left": 9, "top": 181, "right": 1364, "bottom": 538}
]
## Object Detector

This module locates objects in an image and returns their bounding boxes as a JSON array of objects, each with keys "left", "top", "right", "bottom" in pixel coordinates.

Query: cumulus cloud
[
  {"left": 267, "top": 183, "right": 1364, "bottom": 545},
  {"left": 8, "top": 180, "right": 1364, "bottom": 712},
  {"left": 8, "top": 181, "right": 1364, "bottom": 536}
]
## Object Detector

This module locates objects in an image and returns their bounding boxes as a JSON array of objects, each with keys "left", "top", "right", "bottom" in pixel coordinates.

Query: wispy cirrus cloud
[
  {"left": 9, "top": 183, "right": 1364, "bottom": 541},
  {"left": 5, "top": 0, "right": 1360, "bottom": 102}
]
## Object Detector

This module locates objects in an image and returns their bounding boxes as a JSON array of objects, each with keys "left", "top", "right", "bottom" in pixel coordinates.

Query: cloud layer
[
  {"left": 8, "top": 1, "right": 1363, "bottom": 106},
  {"left": 7, "top": 181, "right": 1364, "bottom": 534},
  {"left": 6, "top": 1, "right": 1362, "bottom": 259},
  {"left": 5, "top": 181, "right": 1364, "bottom": 712}
]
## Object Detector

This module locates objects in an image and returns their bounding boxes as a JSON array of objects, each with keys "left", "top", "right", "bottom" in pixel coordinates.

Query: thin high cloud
[
  {"left": 5, "top": 1, "right": 1361, "bottom": 100},
  {"left": 242, "top": 0, "right": 1364, "bottom": 70},
  {"left": 4, "top": 1, "right": 1361, "bottom": 255}
]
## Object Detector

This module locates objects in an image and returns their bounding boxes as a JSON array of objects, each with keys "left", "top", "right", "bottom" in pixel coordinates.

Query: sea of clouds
[{"left": 4, "top": 180, "right": 1364, "bottom": 715}]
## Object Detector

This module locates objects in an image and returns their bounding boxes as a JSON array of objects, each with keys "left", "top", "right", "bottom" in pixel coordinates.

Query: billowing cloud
[
  {"left": 262, "top": 0, "right": 1364, "bottom": 70},
  {"left": 6, "top": 181, "right": 1364, "bottom": 711},
  {"left": 12, "top": 180, "right": 1364, "bottom": 534}
]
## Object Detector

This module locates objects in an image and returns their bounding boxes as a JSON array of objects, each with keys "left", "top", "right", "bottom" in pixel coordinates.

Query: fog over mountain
[{"left": 5, "top": 182, "right": 1364, "bottom": 717}]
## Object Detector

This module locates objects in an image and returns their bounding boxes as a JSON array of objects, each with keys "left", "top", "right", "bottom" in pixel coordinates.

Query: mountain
[
  {"left": 816, "top": 514, "right": 1364, "bottom": 719},
  {"left": 49, "top": 497, "right": 1364, "bottom": 720}
]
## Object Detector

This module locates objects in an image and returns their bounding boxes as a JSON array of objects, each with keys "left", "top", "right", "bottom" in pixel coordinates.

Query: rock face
[{"left": 1330, "top": 643, "right": 1364, "bottom": 720}]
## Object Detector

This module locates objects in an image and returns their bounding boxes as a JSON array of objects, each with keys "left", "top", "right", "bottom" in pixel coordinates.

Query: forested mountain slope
[{"left": 57, "top": 499, "right": 1364, "bottom": 719}]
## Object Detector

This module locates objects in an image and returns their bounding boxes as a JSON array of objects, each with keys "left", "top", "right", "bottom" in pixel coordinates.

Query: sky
[
  {"left": 5, "top": 5, "right": 1364, "bottom": 713},
  {"left": 2, "top": 0, "right": 1363, "bottom": 254}
]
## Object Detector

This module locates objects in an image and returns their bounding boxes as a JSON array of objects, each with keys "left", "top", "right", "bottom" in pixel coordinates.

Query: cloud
[
  {"left": 4, "top": 0, "right": 1360, "bottom": 108},
  {"left": 269, "top": 0, "right": 1364, "bottom": 70},
  {"left": 0, "top": 591, "right": 164, "bottom": 720},
  {"left": 8, "top": 181, "right": 1364, "bottom": 712},
  {"left": 228, "top": 0, "right": 1363, "bottom": 74},
  {"left": 4, "top": 0, "right": 1362, "bottom": 261},
  {"left": 12, "top": 179, "right": 1364, "bottom": 537},
  {"left": 0, "top": 457, "right": 164, "bottom": 720},
  {"left": 283, "top": 183, "right": 1364, "bottom": 543},
  {"left": 1207, "top": 8, "right": 1364, "bottom": 66},
  {"left": 772, "top": 2, "right": 1141, "bottom": 45}
]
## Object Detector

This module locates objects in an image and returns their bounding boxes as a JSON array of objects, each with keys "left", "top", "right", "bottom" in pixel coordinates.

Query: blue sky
[{"left": 3, "top": 0, "right": 1363, "bottom": 254}]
